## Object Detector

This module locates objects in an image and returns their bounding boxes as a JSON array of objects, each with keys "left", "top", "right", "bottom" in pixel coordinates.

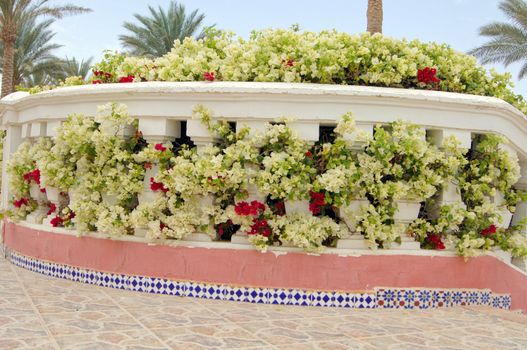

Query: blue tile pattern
[{"left": 5, "top": 249, "right": 511, "bottom": 310}]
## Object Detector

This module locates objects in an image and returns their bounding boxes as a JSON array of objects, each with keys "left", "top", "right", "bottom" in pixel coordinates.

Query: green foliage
[{"left": 119, "top": 0, "right": 211, "bottom": 57}]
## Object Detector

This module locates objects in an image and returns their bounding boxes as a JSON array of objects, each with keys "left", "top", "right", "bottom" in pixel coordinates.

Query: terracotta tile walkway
[{"left": 1, "top": 255, "right": 526, "bottom": 349}]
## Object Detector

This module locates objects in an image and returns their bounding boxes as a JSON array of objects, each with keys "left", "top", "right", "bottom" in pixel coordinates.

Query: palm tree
[
  {"left": 470, "top": 0, "right": 527, "bottom": 79},
  {"left": 119, "top": 0, "right": 211, "bottom": 57},
  {"left": 0, "top": 0, "right": 91, "bottom": 97},
  {"left": 367, "top": 0, "right": 383, "bottom": 34},
  {"left": 58, "top": 56, "right": 94, "bottom": 81},
  {"left": 0, "top": 17, "right": 63, "bottom": 90},
  {"left": 22, "top": 70, "right": 56, "bottom": 87}
]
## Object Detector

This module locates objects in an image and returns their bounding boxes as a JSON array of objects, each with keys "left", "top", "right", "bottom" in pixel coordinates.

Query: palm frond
[
  {"left": 470, "top": 0, "right": 527, "bottom": 79},
  {"left": 119, "top": 0, "right": 210, "bottom": 57}
]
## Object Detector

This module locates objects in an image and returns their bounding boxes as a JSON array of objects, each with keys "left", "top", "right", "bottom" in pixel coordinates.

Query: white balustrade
[{"left": 1, "top": 83, "right": 527, "bottom": 258}]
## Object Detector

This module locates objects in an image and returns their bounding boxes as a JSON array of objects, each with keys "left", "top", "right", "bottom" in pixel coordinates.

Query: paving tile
[
  {"left": 31, "top": 293, "right": 120, "bottom": 314},
  {"left": 203, "top": 302, "right": 307, "bottom": 323},
  {"left": 54, "top": 329, "right": 169, "bottom": 350},
  {"left": 105, "top": 288, "right": 197, "bottom": 309},
  {"left": 126, "top": 304, "right": 225, "bottom": 329},
  {"left": 0, "top": 314, "right": 48, "bottom": 339},
  {"left": 151, "top": 323, "right": 271, "bottom": 349},
  {"left": 41, "top": 309, "right": 143, "bottom": 337},
  {"left": 274, "top": 339, "right": 376, "bottom": 350},
  {"left": 0, "top": 337, "right": 57, "bottom": 350},
  {"left": 0, "top": 296, "right": 35, "bottom": 316},
  {"left": 236, "top": 318, "right": 351, "bottom": 346},
  {"left": 1, "top": 255, "right": 527, "bottom": 350}
]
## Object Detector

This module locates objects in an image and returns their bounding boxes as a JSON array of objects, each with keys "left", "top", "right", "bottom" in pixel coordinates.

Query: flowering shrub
[
  {"left": 254, "top": 123, "right": 315, "bottom": 200},
  {"left": 5, "top": 102, "right": 527, "bottom": 257},
  {"left": 22, "top": 29, "right": 527, "bottom": 117},
  {"left": 453, "top": 135, "right": 526, "bottom": 257},
  {"left": 409, "top": 134, "right": 527, "bottom": 257},
  {"left": 312, "top": 112, "right": 366, "bottom": 207},
  {"left": 231, "top": 200, "right": 343, "bottom": 252}
]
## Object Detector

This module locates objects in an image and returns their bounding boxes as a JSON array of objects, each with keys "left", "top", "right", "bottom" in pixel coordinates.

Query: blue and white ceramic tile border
[{"left": 5, "top": 249, "right": 511, "bottom": 310}]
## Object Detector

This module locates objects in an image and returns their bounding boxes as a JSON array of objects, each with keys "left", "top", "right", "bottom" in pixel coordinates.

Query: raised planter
[
  {"left": 101, "top": 194, "right": 119, "bottom": 206},
  {"left": 393, "top": 200, "right": 422, "bottom": 224},
  {"left": 285, "top": 199, "right": 310, "bottom": 215},
  {"left": 339, "top": 198, "right": 370, "bottom": 231},
  {"left": 29, "top": 183, "right": 46, "bottom": 202}
]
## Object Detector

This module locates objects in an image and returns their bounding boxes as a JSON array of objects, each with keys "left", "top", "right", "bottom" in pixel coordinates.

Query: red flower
[
  {"left": 481, "top": 224, "right": 497, "bottom": 236},
  {"left": 23, "top": 169, "right": 40, "bottom": 185},
  {"left": 13, "top": 198, "right": 29, "bottom": 208},
  {"left": 235, "top": 201, "right": 266, "bottom": 216},
  {"left": 150, "top": 177, "right": 169, "bottom": 193},
  {"left": 67, "top": 211, "right": 76, "bottom": 220},
  {"left": 93, "top": 70, "right": 102, "bottom": 77},
  {"left": 118, "top": 75, "right": 135, "bottom": 83},
  {"left": 249, "top": 218, "right": 271, "bottom": 237},
  {"left": 47, "top": 203, "right": 57, "bottom": 216},
  {"left": 92, "top": 80, "right": 102, "bottom": 84},
  {"left": 104, "top": 72, "right": 113, "bottom": 79},
  {"left": 251, "top": 200, "right": 266, "bottom": 213},
  {"left": 50, "top": 216, "right": 63, "bottom": 227},
  {"left": 235, "top": 201, "right": 252, "bottom": 216},
  {"left": 143, "top": 162, "right": 152, "bottom": 170},
  {"left": 40, "top": 188, "right": 46, "bottom": 193},
  {"left": 426, "top": 233, "right": 445, "bottom": 250},
  {"left": 154, "top": 143, "right": 167, "bottom": 152},
  {"left": 309, "top": 191, "right": 325, "bottom": 215},
  {"left": 273, "top": 201, "right": 285, "bottom": 216},
  {"left": 417, "top": 67, "right": 441, "bottom": 85},
  {"left": 160, "top": 222, "right": 167, "bottom": 230},
  {"left": 305, "top": 151, "right": 313, "bottom": 157},
  {"left": 203, "top": 71, "right": 215, "bottom": 81},
  {"left": 310, "top": 191, "right": 325, "bottom": 205},
  {"left": 308, "top": 203, "right": 321, "bottom": 215},
  {"left": 282, "top": 58, "right": 295, "bottom": 67}
]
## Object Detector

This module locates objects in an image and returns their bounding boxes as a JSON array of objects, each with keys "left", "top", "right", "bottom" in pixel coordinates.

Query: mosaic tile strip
[
  {"left": 375, "top": 287, "right": 510, "bottom": 310},
  {"left": 5, "top": 249, "right": 511, "bottom": 310}
]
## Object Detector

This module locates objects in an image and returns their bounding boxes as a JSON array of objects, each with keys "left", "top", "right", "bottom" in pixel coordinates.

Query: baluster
[
  {"left": 186, "top": 118, "right": 219, "bottom": 151},
  {"left": 337, "top": 122, "right": 374, "bottom": 249},
  {"left": 42, "top": 121, "right": 68, "bottom": 227},
  {"left": 135, "top": 118, "right": 181, "bottom": 237},
  {"left": 428, "top": 129, "right": 471, "bottom": 211},
  {"left": 25, "top": 123, "right": 48, "bottom": 224},
  {"left": 1, "top": 124, "right": 22, "bottom": 212},
  {"left": 231, "top": 120, "right": 268, "bottom": 245},
  {"left": 183, "top": 118, "right": 219, "bottom": 242},
  {"left": 283, "top": 121, "right": 319, "bottom": 217}
]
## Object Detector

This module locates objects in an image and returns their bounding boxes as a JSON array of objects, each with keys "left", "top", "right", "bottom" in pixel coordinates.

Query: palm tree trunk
[
  {"left": 367, "top": 0, "right": 383, "bottom": 34},
  {"left": 1, "top": 22, "right": 17, "bottom": 98}
]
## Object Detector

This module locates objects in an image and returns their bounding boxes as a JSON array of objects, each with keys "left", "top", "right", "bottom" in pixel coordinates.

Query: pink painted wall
[{"left": 4, "top": 222, "right": 527, "bottom": 312}]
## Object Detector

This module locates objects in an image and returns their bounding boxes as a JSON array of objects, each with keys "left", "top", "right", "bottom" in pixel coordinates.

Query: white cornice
[{"left": 1, "top": 82, "right": 526, "bottom": 158}]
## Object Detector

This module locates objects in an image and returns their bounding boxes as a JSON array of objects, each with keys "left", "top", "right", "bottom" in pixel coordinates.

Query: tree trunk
[
  {"left": 367, "top": 0, "right": 383, "bottom": 34},
  {"left": 1, "top": 18, "right": 17, "bottom": 99},
  {"left": 1, "top": 39, "right": 16, "bottom": 98}
]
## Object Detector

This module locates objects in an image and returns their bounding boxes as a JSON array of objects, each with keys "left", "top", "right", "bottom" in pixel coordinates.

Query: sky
[{"left": 49, "top": 0, "right": 527, "bottom": 94}]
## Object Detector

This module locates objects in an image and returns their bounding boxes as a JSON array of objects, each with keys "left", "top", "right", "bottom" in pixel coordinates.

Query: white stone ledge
[
  {"left": 1, "top": 82, "right": 526, "bottom": 159},
  {"left": 0, "top": 82, "right": 521, "bottom": 111}
]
